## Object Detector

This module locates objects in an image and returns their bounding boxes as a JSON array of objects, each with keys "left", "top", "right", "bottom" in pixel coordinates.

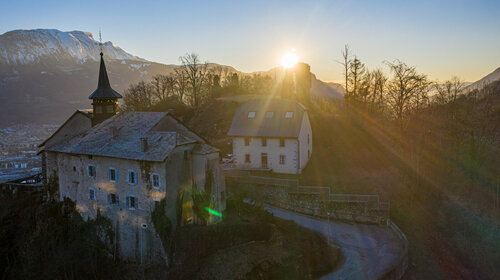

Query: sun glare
[{"left": 281, "top": 49, "right": 298, "bottom": 68}]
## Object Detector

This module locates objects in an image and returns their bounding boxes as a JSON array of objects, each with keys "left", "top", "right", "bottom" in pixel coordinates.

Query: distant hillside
[
  {"left": 464, "top": 67, "right": 500, "bottom": 93},
  {"left": 0, "top": 29, "right": 342, "bottom": 126}
]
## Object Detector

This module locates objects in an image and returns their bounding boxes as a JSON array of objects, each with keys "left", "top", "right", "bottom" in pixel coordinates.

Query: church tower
[{"left": 89, "top": 52, "right": 122, "bottom": 126}]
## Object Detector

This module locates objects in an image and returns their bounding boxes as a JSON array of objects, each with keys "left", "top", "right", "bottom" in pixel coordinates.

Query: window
[
  {"left": 108, "top": 168, "right": 117, "bottom": 182},
  {"left": 127, "top": 195, "right": 137, "bottom": 210},
  {"left": 127, "top": 170, "right": 138, "bottom": 184},
  {"left": 280, "top": 155, "right": 286, "bottom": 165},
  {"left": 280, "top": 138, "right": 285, "bottom": 147},
  {"left": 95, "top": 106, "right": 102, "bottom": 114},
  {"left": 108, "top": 193, "right": 119, "bottom": 205},
  {"left": 73, "top": 166, "right": 76, "bottom": 172},
  {"left": 265, "top": 111, "right": 274, "bottom": 118},
  {"left": 262, "top": 137, "right": 267, "bottom": 147},
  {"left": 151, "top": 173, "right": 161, "bottom": 189},
  {"left": 245, "top": 154, "right": 251, "bottom": 163},
  {"left": 247, "top": 111, "right": 256, "bottom": 118},
  {"left": 106, "top": 105, "right": 114, "bottom": 113},
  {"left": 244, "top": 137, "right": 250, "bottom": 146},
  {"left": 87, "top": 165, "right": 96, "bottom": 177},
  {"left": 88, "top": 187, "right": 96, "bottom": 200},
  {"left": 285, "top": 111, "right": 294, "bottom": 118}
]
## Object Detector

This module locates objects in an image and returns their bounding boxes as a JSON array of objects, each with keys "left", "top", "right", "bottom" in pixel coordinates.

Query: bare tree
[
  {"left": 434, "top": 76, "right": 464, "bottom": 104},
  {"left": 174, "top": 68, "right": 188, "bottom": 103},
  {"left": 151, "top": 74, "right": 168, "bottom": 103},
  {"left": 385, "top": 60, "right": 429, "bottom": 120},
  {"left": 179, "top": 53, "right": 209, "bottom": 108},
  {"left": 339, "top": 45, "right": 351, "bottom": 97},
  {"left": 371, "top": 69, "right": 388, "bottom": 111},
  {"left": 122, "top": 81, "right": 154, "bottom": 111},
  {"left": 349, "top": 56, "right": 366, "bottom": 99}
]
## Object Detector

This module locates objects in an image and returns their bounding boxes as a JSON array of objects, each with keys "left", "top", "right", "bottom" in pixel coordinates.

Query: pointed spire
[{"left": 89, "top": 51, "right": 122, "bottom": 99}]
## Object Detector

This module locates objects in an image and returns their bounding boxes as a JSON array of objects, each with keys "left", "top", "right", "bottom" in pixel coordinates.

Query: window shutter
[
  {"left": 126, "top": 172, "right": 129, "bottom": 183},
  {"left": 136, "top": 197, "right": 138, "bottom": 209},
  {"left": 88, "top": 191, "right": 90, "bottom": 199},
  {"left": 126, "top": 196, "right": 130, "bottom": 208},
  {"left": 135, "top": 172, "right": 138, "bottom": 184},
  {"left": 107, "top": 169, "right": 110, "bottom": 180}
]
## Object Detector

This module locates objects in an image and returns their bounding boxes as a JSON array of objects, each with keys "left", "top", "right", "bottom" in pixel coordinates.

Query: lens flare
[
  {"left": 205, "top": 207, "right": 222, "bottom": 217},
  {"left": 281, "top": 49, "right": 298, "bottom": 68}
]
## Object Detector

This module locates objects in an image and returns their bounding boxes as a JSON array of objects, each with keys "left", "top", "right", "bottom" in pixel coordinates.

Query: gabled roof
[
  {"left": 43, "top": 112, "right": 202, "bottom": 162},
  {"left": 88, "top": 52, "right": 122, "bottom": 99},
  {"left": 39, "top": 109, "right": 92, "bottom": 148},
  {"left": 227, "top": 98, "right": 307, "bottom": 138}
]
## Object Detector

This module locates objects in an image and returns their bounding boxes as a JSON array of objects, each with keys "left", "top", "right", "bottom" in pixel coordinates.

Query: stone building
[
  {"left": 227, "top": 98, "right": 312, "bottom": 174},
  {"left": 39, "top": 52, "right": 225, "bottom": 263}
]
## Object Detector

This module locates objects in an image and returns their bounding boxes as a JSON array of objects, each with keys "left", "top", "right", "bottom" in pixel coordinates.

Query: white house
[
  {"left": 39, "top": 52, "right": 225, "bottom": 263},
  {"left": 227, "top": 98, "right": 312, "bottom": 174}
]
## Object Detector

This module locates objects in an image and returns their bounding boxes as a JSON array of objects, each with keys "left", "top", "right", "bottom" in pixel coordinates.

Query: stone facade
[{"left": 44, "top": 143, "right": 225, "bottom": 263}]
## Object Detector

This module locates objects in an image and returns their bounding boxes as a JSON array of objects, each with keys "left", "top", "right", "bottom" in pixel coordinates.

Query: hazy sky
[{"left": 1, "top": 0, "right": 499, "bottom": 82}]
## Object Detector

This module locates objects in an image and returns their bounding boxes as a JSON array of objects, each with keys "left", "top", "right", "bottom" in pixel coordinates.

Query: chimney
[
  {"left": 110, "top": 127, "right": 118, "bottom": 138},
  {"left": 140, "top": 137, "right": 148, "bottom": 152}
]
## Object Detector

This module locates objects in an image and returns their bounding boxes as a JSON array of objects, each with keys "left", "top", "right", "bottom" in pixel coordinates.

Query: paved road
[{"left": 265, "top": 205, "right": 405, "bottom": 279}]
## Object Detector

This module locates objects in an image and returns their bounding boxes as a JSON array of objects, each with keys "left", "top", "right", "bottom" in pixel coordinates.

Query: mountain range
[
  {"left": 0, "top": 29, "right": 345, "bottom": 126},
  {"left": 1, "top": 29, "right": 497, "bottom": 126}
]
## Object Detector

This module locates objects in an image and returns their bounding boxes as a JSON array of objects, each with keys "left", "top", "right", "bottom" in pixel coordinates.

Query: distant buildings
[
  {"left": 227, "top": 98, "right": 312, "bottom": 174},
  {"left": 39, "top": 52, "right": 225, "bottom": 263}
]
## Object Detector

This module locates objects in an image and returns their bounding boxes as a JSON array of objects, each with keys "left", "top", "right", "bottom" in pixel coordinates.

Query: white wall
[
  {"left": 232, "top": 136, "right": 299, "bottom": 174},
  {"left": 298, "top": 112, "right": 313, "bottom": 172}
]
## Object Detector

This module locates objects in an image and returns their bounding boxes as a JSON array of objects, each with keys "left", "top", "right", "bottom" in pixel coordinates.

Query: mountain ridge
[{"left": 0, "top": 28, "right": 339, "bottom": 125}]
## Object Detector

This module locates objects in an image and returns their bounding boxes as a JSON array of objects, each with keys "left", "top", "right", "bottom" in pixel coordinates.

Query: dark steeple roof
[{"left": 88, "top": 52, "right": 122, "bottom": 99}]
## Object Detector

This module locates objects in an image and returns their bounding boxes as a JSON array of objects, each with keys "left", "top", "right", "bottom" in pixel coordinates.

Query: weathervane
[{"left": 99, "top": 28, "right": 103, "bottom": 54}]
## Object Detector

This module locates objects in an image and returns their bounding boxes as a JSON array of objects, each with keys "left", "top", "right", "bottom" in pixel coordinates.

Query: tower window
[
  {"left": 247, "top": 111, "right": 256, "bottom": 118},
  {"left": 280, "top": 138, "right": 285, "bottom": 147},
  {"left": 285, "top": 112, "right": 294, "bottom": 118},
  {"left": 280, "top": 155, "right": 286, "bottom": 165},
  {"left": 262, "top": 137, "right": 267, "bottom": 147},
  {"left": 106, "top": 105, "right": 114, "bottom": 113},
  {"left": 245, "top": 154, "right": 251, "bottom": 163},
  {"left": 244, "top": 137, "right": 250, "bottom": 146},
  {"left": 95, "top": 106, "right": 103, "bottom": 114}
]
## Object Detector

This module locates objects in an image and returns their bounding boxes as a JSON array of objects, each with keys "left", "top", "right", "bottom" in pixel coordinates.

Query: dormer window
[
  {"left": 248, "top": 111, "right": 256, "bottom": 119},
  {"left": 285, "top": 112, "right": 294, "bottom": 118},
  {"left": 265, "top": 112, "right": 274, "bottom": 118}
]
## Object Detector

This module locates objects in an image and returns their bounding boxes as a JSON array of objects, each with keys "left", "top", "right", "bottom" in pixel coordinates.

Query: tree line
[
  {"left": 339, "top": 45, "right": 467, "bottom": 121},
  {"left": 122, "top": 53, "right": 276, "bottom": 112}
]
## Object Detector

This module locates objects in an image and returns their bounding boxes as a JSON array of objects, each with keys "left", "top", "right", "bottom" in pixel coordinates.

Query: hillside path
[{"left": 264, "top": 205, "right": 405, "bottom": 279}]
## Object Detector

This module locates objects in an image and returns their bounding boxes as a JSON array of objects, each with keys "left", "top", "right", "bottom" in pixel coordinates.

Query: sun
[{"left": 281, "top": 48, "right": 298, "bottom": 68}]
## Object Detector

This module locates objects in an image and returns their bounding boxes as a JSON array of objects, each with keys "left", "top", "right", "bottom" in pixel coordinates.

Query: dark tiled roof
[
  {"left": 227, "top": 98, "right": 306, "bottom": 138},
  {"left": 88, "top": 53, "right": 122, "bottom": 99},
  {"left": 44, "top": 112, "right": 203, "bottom": 162}
]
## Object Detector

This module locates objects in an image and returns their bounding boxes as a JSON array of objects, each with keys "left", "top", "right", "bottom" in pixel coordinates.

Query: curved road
[{"left": 265, "top": 205, "right": 405, "bottom": 279}]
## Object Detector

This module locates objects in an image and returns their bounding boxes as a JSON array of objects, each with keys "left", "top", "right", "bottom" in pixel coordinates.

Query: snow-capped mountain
[
  {"left": 0, "top": 28, "right": 343, "bottom": 126},
  {"left": 0, "top": 29, "right": 145, "bottom": 65},
  {"left": 464, "top": 67, "right": 500, "bottom": 92}
]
